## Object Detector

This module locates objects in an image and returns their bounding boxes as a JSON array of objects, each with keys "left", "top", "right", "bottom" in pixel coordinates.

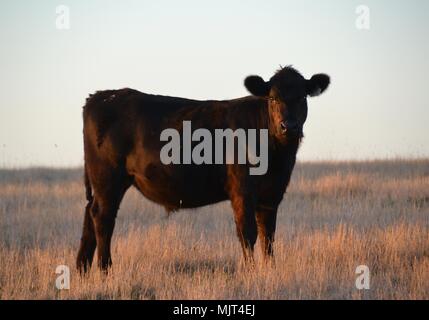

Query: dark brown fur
[{"left": 76, "top": 66, "right": 330, "bottom": 272}]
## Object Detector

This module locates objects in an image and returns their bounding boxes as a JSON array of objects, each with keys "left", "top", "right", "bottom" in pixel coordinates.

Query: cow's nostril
[{"left": 288, "top": 122, "right": 298, "bottom": 130}]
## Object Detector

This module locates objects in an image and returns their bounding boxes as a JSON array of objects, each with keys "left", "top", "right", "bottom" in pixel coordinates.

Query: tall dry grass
[{"left": 0, "top": 160, "right": 428, "bottom": 299}]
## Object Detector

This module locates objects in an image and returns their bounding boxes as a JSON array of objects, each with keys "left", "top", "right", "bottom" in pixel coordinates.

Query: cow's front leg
[
  {"left": 231, "top": 193, "right": 257, "bottom": 263},
  {"left": 227, "top": 166, "right": 257, "bottom": 264},
  {"left": 256, "top": 205, "right": 278, "bottom": 263}
]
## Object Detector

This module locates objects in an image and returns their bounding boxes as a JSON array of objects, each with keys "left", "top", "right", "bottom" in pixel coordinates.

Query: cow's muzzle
[{"left": 279, "top": 121, "right": 302, "bottom": 136}]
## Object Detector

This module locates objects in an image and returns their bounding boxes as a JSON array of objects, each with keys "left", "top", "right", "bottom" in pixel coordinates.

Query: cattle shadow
[
  {"left": 169, "top": 259, "right": 237, "bottom": 276},
  {"left": 130, "top": 284, "right": 157, "bottom": 300}
]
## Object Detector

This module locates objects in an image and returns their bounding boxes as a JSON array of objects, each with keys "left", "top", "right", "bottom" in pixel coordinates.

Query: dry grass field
[{"left": 0, "top": 160, "right": 428, "bottom": 299}]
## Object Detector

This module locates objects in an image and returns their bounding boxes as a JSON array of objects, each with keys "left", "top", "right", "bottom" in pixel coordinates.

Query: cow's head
[{"left": 244, "top": 66, "right": 330, "bottom": 141}]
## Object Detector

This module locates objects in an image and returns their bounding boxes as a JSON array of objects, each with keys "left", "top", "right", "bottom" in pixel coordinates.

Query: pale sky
[{"left": 0, "top": 0, "right": 428, "bottom": 167}]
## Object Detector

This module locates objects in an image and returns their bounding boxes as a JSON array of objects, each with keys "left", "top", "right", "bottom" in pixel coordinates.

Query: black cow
[{"left": 77, "top": 66, "right": 330, "bottom": 272}]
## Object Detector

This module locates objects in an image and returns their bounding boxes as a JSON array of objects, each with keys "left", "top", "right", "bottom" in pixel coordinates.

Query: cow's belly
[{"left": 130, "top": 160, "right": 228, "bottom": 211}]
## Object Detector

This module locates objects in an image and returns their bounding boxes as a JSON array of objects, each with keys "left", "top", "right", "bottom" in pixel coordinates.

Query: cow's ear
[
  {"left": 244, "top": 75, "right": 270, "bottom": 97},
  {"left": 306, "top": 74, "right": 330, "bottom": 97}
]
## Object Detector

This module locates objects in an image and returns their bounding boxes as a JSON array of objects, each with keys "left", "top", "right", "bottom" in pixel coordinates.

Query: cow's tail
[{"left": 84, "top": 163, "right": 93, "bottom": 202}]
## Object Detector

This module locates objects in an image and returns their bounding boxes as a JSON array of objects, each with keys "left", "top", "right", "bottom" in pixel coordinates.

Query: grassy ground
[{"left": 0, "top": 160, "right": 428, "bottom": 299}]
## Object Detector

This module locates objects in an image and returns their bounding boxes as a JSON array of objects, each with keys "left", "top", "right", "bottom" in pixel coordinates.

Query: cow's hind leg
[
  {"left": 76, "top": 199, "right": 96, "bottom": 273},
  {"left": 91, "top": 173, "right": 131, "bottom": 272},
  {"left": 78, "top": 163, "right": 131, "bottom": 273}
]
